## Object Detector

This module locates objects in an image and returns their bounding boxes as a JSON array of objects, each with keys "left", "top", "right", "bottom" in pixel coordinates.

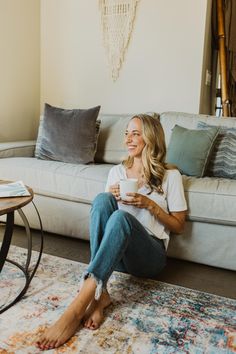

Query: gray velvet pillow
[{"left": 35, "top": 103, "right": 101, "bottom": 164}]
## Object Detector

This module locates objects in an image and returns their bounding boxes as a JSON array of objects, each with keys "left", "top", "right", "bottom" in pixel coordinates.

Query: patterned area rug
[{"left": 0, "top": 245, "right": 236, "bottom": 353}]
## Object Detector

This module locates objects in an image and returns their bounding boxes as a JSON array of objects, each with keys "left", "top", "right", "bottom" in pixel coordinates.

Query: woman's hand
[
  {"left": 108, "top": 183, "right": 121, "bottom": 200},
  {"left": 121, "top": 192, "right": 154, "bottom": 209},
  {"left": 122, "top": 192, "right": 186, "bottom": 234}
]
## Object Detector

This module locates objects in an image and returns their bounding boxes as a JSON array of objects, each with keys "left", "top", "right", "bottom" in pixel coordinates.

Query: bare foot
[
  {"left": 36, "top": 277, "right": 98, "bottom": 350},
  {"left": 83, "top": 290, "right": 111, "bottom": 330},
  {"left": 36, "top": 307, "right": 82, "bottom": 350}
]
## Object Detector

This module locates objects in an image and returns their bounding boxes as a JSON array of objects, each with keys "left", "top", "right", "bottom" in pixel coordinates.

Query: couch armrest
[{"left": 0, "top": 140, "right": 36, "bottom": 158}]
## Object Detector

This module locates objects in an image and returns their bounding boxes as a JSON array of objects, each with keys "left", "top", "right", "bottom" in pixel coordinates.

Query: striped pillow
[{"left": 197, "top": 121, "right": 236, "bottom": 179}]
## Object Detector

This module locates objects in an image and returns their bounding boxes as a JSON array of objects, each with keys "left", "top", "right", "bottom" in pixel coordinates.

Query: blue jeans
[{"left": 83, "top": 193, "right": 166, "bottom": 299}]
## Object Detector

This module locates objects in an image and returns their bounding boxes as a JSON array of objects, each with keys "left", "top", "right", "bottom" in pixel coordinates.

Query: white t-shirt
[{"left": 105, "top": 164, "right": 187, "bottom": 250}]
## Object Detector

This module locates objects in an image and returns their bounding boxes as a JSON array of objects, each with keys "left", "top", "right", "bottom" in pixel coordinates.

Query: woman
[{"left": 36, "top": 114, "right": 187, "bottom": 350}]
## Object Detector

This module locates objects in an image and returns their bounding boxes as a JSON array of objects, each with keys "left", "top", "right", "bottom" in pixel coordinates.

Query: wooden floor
[{"left": 1, "top": 225, "right": 236, "bottom": 299}]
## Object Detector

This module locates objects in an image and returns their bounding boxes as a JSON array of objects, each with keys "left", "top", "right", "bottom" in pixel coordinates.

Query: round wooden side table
[{"left": 0, "top": 181, "right": 44, "bottom": 313}]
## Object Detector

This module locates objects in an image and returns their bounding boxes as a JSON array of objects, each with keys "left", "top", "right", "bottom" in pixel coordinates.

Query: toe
[
  {"left": 43, "top": 338, "right": 53, "bottom": 350},
  {"left": 49, "top": 340, "right": 57, "bottom": 349},
  {"left": 38, "top": 339, "right": 46, "bottom": 349},
  {"left": 36, "top": 337, "right": 43, "bottom": 347},
  {"left": 91, "top": 322, "right": 98, "bottom": 330},
  {"left": 89, "top": 321, "right": 98, "bottom": 330},
  {"left": 55, "top": 339, "right": 62, "bottom": 348},
  {"left": 87, "top": 319, "right": 93, "bottom": 328},
  {"left": 83, "top": 320, "right": 89, "bottom": 328}
]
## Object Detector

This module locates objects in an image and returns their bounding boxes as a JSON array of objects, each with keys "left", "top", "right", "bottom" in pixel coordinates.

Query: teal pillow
[{"left": 166, "top": 125, "right": 219, "bottom": 177}]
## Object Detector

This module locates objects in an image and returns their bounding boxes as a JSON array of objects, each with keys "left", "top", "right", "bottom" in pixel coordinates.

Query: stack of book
[{"left": 0, "top": 181, "right": 30, "bottom": 198}]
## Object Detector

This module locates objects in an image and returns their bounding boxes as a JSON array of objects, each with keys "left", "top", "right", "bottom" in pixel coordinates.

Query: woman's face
[{"left": 125, "top": 117, "right": 146, "bottom": 158}]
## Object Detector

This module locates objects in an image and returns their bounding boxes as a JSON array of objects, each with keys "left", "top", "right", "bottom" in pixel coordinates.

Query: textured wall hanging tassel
[{"left": 99, "top": 0, "right": 140, "bottom": 81}]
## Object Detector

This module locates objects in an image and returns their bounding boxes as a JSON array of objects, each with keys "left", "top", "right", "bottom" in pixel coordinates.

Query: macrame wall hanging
[{"left": 99, "top": 0, "right": 140, "bottom": 81}]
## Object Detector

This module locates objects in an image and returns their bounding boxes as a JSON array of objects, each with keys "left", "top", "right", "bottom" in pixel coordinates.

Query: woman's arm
[
  {"left": 123, "top": 193, "right": 187, "bottom": 234},
  {"left": 147, "top": 201, "right": 186, "bottom": 234}
]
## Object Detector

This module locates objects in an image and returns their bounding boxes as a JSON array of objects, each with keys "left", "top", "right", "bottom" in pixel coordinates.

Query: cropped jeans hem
[{"left": 79, "top": 271, "right": 104, "bottom": 300}]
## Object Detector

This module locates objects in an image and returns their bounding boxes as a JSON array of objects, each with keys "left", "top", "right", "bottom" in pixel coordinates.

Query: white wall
[
  {"left": 0, "top": 0, "right": 40, "bottom": 142},
  {"left": 41, "top": 0, "right": 208, "bottom": 115}
]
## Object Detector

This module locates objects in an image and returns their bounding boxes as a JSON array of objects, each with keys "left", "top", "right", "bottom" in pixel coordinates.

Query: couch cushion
[
  {"left": 183, "top": 175, "right": 236, "bottom": 225},
  {"left": 95, "top": 114, "right": 132, "bottom": 163},
  {"left": 160, "top": 111, "right": 236, "bottom": 146},
  {"left": 166, "top": 125, "right": 219, "bottom": 177},
  {"left": 0, "top": 157, "right": 113, "bottom": 203},
  {"left": 0, "top": 141, "right": 35, "bottom": 158},
  {"left": 35, "top": 103, "right": 101, "bottom": 164},
  {"left": 1, "top": 158, "right": 236, "bottom": 226}
]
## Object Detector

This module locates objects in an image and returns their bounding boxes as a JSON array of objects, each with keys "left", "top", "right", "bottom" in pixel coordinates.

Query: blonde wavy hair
[{"left": 123, "top": 113, "right": 176, "bottom": 194}]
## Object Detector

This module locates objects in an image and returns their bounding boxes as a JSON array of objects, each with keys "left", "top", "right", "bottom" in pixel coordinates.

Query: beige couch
[{"left": 0, "top": 112, "right": 236, "bottom": 271}]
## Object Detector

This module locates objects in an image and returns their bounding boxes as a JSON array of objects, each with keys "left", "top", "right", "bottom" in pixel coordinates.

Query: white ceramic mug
[{"left": 120, "top": 178, "right": 138, "bottom": 201}]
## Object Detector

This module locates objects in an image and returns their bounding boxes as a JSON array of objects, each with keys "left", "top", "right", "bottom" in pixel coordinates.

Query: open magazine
[{"left": 0, "top": 181, "right": 30, "bottom": 198}]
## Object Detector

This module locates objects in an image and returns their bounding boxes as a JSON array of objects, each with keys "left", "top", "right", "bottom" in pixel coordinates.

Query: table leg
[
  {"left": 0, "top": 202, "right": 44, "bottom": 313},
  {"left": 0, "top": 211, "right": 14, "bottom": 272}
]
